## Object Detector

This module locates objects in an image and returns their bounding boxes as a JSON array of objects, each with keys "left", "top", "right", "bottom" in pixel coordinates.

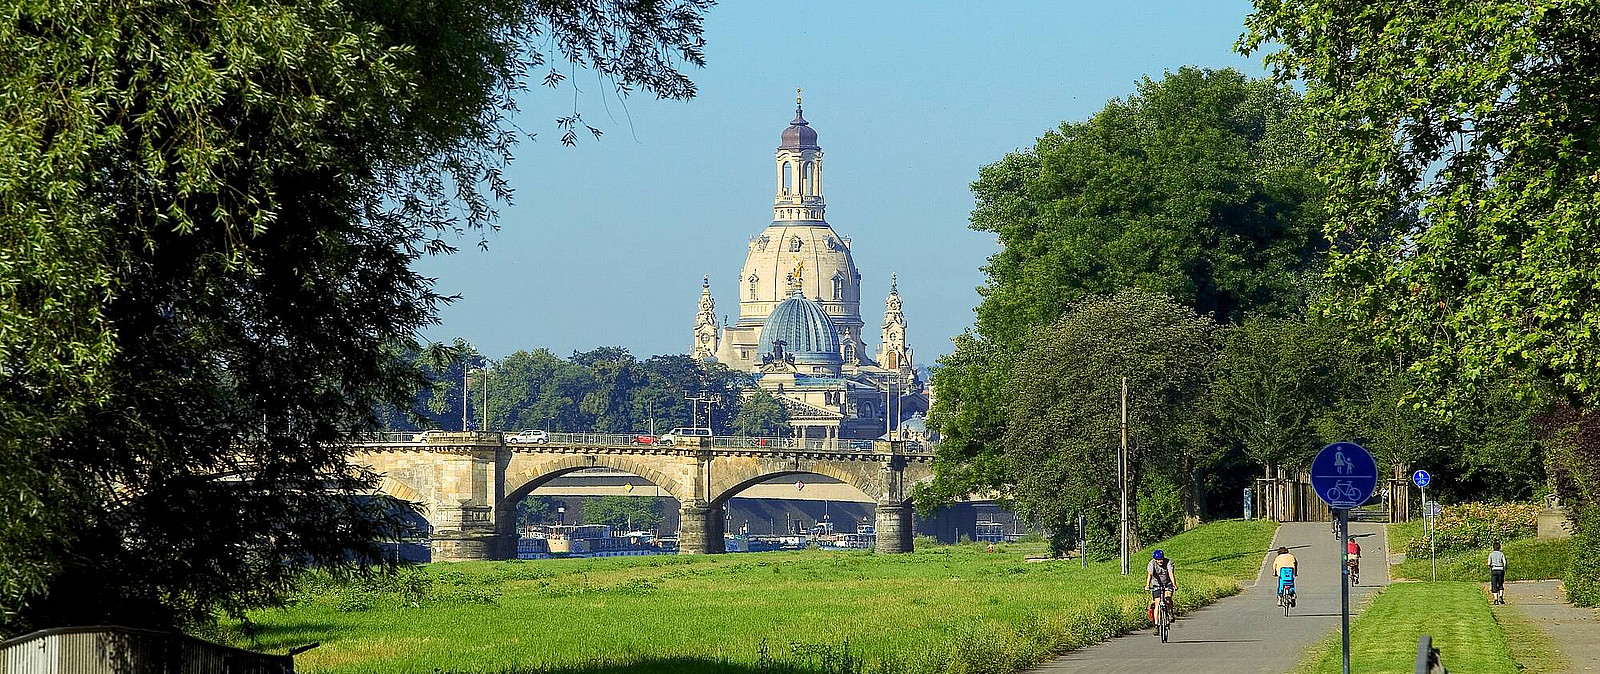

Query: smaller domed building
[{"left": 690, "top": 93, "right": 924, "bottom": 440}]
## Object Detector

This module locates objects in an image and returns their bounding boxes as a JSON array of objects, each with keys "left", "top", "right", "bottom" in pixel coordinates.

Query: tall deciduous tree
[
  {"left": 0, "top": 0, "right": 710, "bottom": 635},
  {"left": 1004, "top": 290, "right": 1216, "bottom": 555},
  {"left": 923, "top": 67, "right": 1325, "bottom": 510}
]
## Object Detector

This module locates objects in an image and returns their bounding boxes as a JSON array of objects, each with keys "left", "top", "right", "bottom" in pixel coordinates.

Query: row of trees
[
  {"left": 380, "top": 343, "right": 790, "bottom": 437},
  {"left": 516, "top": 495, "right": 666, "bottom": 531},
  {"left": 920, "top": 66, "right": 1550, "bottom": 555}
]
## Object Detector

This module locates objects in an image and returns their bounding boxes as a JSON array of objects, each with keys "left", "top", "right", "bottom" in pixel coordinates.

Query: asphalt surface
[
  {"left": 1502, "top": 580, "right": 1600, "bottom": 673},
  {"left": 1035, "top": 521, "right": 1389, "bottom": 674}
]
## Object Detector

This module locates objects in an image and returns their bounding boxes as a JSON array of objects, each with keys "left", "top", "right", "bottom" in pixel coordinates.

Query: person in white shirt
[{"left": 1488, "top": 541, "right": 1507, "bottom": 605}]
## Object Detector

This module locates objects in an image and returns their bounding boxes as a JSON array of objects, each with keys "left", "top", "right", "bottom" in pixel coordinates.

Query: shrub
[
  {"left": 1566, "top": 504, "right": 1600, "bottom": 607},
  {"left": 1403, "top": 501, "right": 1539, "bottom": 557}
]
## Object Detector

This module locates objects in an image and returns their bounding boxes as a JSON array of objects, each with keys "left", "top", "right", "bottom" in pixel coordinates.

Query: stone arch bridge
[{"left": 354, "top": 432, "right": 934, "bottom": 560}]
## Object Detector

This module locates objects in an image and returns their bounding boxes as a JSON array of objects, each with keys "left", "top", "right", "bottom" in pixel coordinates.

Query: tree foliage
[
  {"left": 391, "top": 345, "right": 757, "bottom": 435},
  {"left": 1003, "top": 290, "right": 1216, "bottom": 555},
  {"left": 0, "top": 0, "right": 709, "bottom": 635},
  {"left": 1242, "top": 1, "right": 1600, "bottom": 409},
  {"left": 583, "top": 495, "right": 665, "bottom": 531},
  {"left": 923, "top": 68, "right": 1325, "bottom": 511},
  {"left": 1243, "top": 0, "right": 1592, "bottom": 601},
  {"left": 732, "top": 389, "right": 790, "bottom": 437}
]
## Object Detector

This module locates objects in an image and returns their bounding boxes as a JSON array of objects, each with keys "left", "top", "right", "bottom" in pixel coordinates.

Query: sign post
[
  {"left": 1413, "top": 470, "right": 1435, "bottom": 582},
  {"left": 1312, "top": 442, "right": 1379, "bottom": 674}
]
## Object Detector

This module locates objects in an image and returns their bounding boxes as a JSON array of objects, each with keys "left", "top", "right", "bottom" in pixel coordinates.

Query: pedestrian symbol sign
[
  {"left": 1310, "top": 442, "right": 1378, "bottom": 510},
  {"left": 1412, "top": 470, "right": 1431, "bottom": 488}
]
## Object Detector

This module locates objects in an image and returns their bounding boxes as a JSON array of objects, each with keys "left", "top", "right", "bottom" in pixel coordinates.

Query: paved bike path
[
  {"left": 1501, "top": 580, "right": 1600, "bottom": 673},
  {"left": 1035, "top": 521, "right": 1388, "bottom": 674}
]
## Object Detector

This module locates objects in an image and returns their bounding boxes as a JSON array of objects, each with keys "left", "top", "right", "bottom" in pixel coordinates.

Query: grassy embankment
[
  {"left": 227, "top": 520, "right": 1276, "bottom": 674},
  {"left": 1386, "top": 520, "right": 1570, "bottom": 582}
]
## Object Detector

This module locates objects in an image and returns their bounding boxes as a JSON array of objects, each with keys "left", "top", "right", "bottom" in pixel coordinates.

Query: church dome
[
  {"left": 780, "top": 108, "right": 820, "bottom": 150},
  {"left": 758, "top": 290, "right": 842, "bottom": 365}
]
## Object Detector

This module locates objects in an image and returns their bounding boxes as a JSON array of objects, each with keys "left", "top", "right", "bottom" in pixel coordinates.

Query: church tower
[
  {"left": 876, "top": 273, "right": 914, "bottom": 375},
  {"left": 774, "top": 88, "right": 825, "bottom": 223},
  {"left": 691, "top": 276, "right": 720, "bottom": 362},
  {"left": 719, "top": 91, "right": 868, "bottom": 370}
]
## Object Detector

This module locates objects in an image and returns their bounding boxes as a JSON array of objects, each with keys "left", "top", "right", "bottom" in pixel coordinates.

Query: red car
[{"left": 632, "top": 434, "right": 658, "bottom": 445}]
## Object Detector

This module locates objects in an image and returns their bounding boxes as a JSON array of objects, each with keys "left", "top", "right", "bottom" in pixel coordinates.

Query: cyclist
[
  {"left": 1146, "top": 550, "right": 1177, "bottom": 634},
  {"left": 1272, "top": 546, "right": 1298, "bottom": 606},
  {"left": 1346, "top": 538, "right": 1362, "bottom": 584}
]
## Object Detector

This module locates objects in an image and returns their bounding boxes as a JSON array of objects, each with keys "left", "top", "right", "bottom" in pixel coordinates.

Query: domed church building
[{"left": 690, "top": 92, "right": 924, "bottom": 440}]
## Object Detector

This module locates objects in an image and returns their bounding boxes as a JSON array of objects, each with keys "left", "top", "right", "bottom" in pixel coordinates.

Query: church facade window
[
  {"left": 782, "top": 161, "right": 792, "bottom": 194},
  {"left": 748, "top": 275, "right": 758, "bottom": 299},
  {"left": 789, "top": 236, "right": 803, "bottom": 252},
  {"left": 832, "top": 275, "right": 844, "bottom": 300}
]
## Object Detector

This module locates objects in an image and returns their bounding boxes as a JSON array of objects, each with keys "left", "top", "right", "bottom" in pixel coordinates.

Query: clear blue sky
[{"left": 416, "top": 0, "right": 1264, "bottom": 363}]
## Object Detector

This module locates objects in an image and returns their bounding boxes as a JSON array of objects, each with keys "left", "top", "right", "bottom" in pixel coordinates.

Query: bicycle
[
  {"left": 1325, "top": 481, "right": 1361, "bottom": 503},
  {"left": 1149, "top": 587, "right": 1175, "bottom": 642},
  {"left": 1276, "top": 567, "right": 1296, "bottom": 616},
  {"left": 1347, "top": 556, "right": 1360, "bottom": 585}
]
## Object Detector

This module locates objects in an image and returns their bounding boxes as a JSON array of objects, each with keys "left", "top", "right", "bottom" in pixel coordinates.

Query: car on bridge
[
  {"left": 506, "top": 429, "right": 549, "bottom": 444},
  {"left": 411, "top": 429, "right": 450, "bottom": 443},
  {"left": 849, "top": 439, "right": 874, "bottom": 450},
  {"left": 657, "top": 427, "right": 711, "bottom": 446},
  {"left": 632, "top": 434, "right": 658, "bottom": 445}
]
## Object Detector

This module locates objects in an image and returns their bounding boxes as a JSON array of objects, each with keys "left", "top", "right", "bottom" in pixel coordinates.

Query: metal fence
[{"left": 0, "top": 625, "right": 294, "bottom": 674}]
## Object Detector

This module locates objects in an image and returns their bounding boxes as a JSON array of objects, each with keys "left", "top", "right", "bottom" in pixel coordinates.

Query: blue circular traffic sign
[
  {"left": 1412, "top": 470, "right": 1431, "bottom": 488},
  {"left": 1311, "top": 442, "right": 1378, "bottom": 510}
]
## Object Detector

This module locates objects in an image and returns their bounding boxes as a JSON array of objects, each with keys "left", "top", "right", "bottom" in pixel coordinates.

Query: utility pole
[
  {"left": 481, "top": 366, "right": 489, "bottom": 432},
  {"left": 1120, "top": 376, "right": 1129, "bottom": 575},
  {"left": 462, "top": 368, "right": 470, "bottom": 431}
]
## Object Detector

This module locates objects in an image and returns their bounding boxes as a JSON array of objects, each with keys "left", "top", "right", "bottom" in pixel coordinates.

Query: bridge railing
[{"left": 352, "top": 430, "right": 932, "bottom": 454}]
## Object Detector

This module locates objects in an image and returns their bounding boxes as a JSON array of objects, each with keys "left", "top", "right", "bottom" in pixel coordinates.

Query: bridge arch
[
  {"left": 708, "top": 458, "right": 888, "bottom": 506},
  {"left": 502, "top": 453, "right": 691, "bottom": 505}
]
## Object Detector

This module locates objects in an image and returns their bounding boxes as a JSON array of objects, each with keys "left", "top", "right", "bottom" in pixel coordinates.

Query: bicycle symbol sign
[{"left": 1310, "top": 442, "right": 1377, "bottom": 509}]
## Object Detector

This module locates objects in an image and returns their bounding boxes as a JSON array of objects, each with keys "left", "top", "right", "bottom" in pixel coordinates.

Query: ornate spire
[
  {"left": 877, "top": 273, "right": 911, "bottom": 372},
  {"left": 692, "top": 276, "right": 720, "bottom": 361}
]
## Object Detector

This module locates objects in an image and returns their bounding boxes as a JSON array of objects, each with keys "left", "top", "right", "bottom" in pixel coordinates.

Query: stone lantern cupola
[{"left": 775, "top": 88, "right": 824, "bottom": 223}]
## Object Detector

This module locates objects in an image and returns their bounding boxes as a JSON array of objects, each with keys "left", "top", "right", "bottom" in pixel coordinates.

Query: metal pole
[
  {"left": 482, "top": 367, "right": 489, "bottom": 432},
  {"left": 462, "top": 367, "right": 470, "bottom": 431},
  {"left": 1079, "top": 513, "right": 1088, "bottom": 570},
  {"left": 1120, "top": 376, "right": 1129, "bottom": 576},
  {"left": 1341, "top": 508, "right": 1351, "bottom": 674},
  {"left": 1427, "top": 487, "right": 1436, "bottom": 582}
]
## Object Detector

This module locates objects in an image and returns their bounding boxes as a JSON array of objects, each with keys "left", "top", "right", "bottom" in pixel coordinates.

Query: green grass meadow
[
  {"left": 227, "top": 520, "right": 1276, "bottom": 674},
  {"left": 1297, "top": 582, "right": 1518, "bottom": 674},
  {"left": 1387, "top": 521, "right": 1570, "bottom": 583}
]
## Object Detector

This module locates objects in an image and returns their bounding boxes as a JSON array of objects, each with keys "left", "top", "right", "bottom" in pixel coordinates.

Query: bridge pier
[
  {"left": 678, "top": 501, "right": 726, "bottom": 554},
  {"left": 874, "top": 500, "right": 914, "bottom": 554},
  {"left": 431, "top": 501, "right": 513, "bottom": 561}
]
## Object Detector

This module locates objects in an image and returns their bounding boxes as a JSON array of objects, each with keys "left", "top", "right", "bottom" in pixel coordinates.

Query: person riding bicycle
[
  {"left": 1272, "top": 546, "right": 1298, "bottom": 605},
  {"left": 1146, "top": 550, "right": 1177, "bottom": 633},
  {"left": 1346, "top": 538, "right": 1361, "bottom": 577}
]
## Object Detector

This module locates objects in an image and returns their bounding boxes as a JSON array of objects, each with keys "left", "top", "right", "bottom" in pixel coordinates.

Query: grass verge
[
  {"left": 1492, "top": 601, "right": 1568, "bottom": 674},
  {"left": 1295, "top": 582, "right": 1515, "bottom": 674},
  {"left": 225, "top": 520, "right": 1276, "bottom": 674},
  {"left": 1387, "top": 521, "right": 1570, "bottom": 582}
]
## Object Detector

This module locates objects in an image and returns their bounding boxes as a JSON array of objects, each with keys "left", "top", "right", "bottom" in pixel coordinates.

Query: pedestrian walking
[{"left": 1488, "top": 541, "right": 1507, "bottom": 604}]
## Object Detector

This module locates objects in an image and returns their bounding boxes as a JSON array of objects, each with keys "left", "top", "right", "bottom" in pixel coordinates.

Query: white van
[{"left": 657, "top": 427, "right": 712, "bottom": 446}]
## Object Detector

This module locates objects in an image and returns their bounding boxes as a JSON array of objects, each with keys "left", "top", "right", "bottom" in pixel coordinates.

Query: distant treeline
[{"left": 378, "top": 343, "right": 788, "bottom": 436}]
